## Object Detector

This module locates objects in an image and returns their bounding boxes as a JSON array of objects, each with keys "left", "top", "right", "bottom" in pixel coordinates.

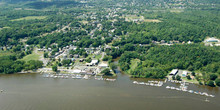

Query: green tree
[
  {"left": 44, "top": 52, "right": 49, "bottom": 58},
  {"left": 58, "top": 63, "right": 62, "bottom": 66},
  {"left": 62, "top": 59, "right": 72, "bottom": 66},
  {"left": 186, "top": 75, "right": 191, "bottom": 80},
  {"left": 209, "top": 74, "right": 218, "bottom": 80},
  {"left": 52, "top": 65, "right": 58, "bottom": 72},
  {"left": 86, "top": 57, "right": 92, "bottom": 63},
  {"left": 207, "top": 80, "right": 215, "bottom": 87},
  {"left": 215, "top": 79, "right": 220, "bottom": 86},
  {"left": 172, "top": 75, "right": 176, "bottom": 80},
  {"left": 176, "top": 75, "right": 182, "bottom": 81},
  {"left": 202, "top": 73, "right": 209, "bottom": 85},
  {"left": 101, "top": 68, "right": 111, "bottom": 76},
  {"left": 191, "top": 71, "right": 196, "bottom": 76}
]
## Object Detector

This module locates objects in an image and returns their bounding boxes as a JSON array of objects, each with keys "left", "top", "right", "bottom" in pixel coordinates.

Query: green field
[
  {"left": 21, "top": 51, "right": 43, "bottom": 61},
  {"left": 127, "top": 59, "right": 141, "bottom": 73},
  {"left": 11, "top": 16, "right": 47, "bottom": 21},
  {"left": 95, "top": 54, "right": 102, "bottom": 60},
  {"left": 182, "top": 77, "right": 199, "bottom": 84},
  {"left": 86, "top": 54, "right": 102, "bottom": 60},
  {"left": 0, "top": 51, "right": 14, "bottom": 57}
]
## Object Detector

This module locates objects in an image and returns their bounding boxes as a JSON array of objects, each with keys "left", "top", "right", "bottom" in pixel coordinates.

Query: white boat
[
  {"left": 209, "top": 95, "right": 215, "bottom": 98},
  {"left": 176, "top": 88, "right": 181, "bottom": 91},
  {"left": 171, "top": 87, "right": 175, "bottom": 90},
  {"left": 158, "top": 82, "right": 163, "bottom": 86},
  {"left": 166, "top": 86, "right": 171, "bottom": 89},
  {"left": 188, "top": 90, "right": 194, "bottom": 93},
  {"left": 75, "top": 75, "right": 82, "bottom": 79},
  {"left": 182, "top": 89, "right": 187, "bottom": 92},
  {"left": 148, "top": 81, "right": 153, "bottom": 83},
  {"left": 83, "top": 75, "right": 89, "bottom": 79},
  {"left": 194, "top": 92, "right": 199, "bottom": 95},
  {"left": 205, "top": 98, "right": 210, "bottom": 102},
  {"left": 133, "top": 81, "right": 138, "bottom": 84},
  {"left": 154, "top": 84, "right": 158, "bottom": 86},
  {"left": 106, "top": 78, "right": 116, "bottom": 81},
  {"left": 145, "top": 83, "right": 150, "bottom": 86},
  {"left": 44, "top": 75, "right": 49, "bottom": 78},
  {"left": 96, "top": 78, "right": 104, "bottom": 80},
  {"left": 202, "top": 92, "right": 209, "bottom": 96},
  {"left": 150, "top": 83, "right": 154, "bottom": 86},
  {"left": 138, "top": 82, "right": 145, "bottom": 85},
  {"left": 199, "top": 92, "right": 204, "bottom": 95}
]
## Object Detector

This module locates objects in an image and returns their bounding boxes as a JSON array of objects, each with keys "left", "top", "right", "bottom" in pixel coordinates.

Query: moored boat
[{"left": 166, "top": 86, "right": 171, "bottom": 89}]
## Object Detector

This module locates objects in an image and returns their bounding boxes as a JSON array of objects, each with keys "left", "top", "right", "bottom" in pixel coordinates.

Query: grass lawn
[
  {"left": 0, "top": 51, "right": 14, "bottom": 57},
  {"left": 182, "top": 77, "right": 199, "bottom": 84},
  {"left": 11, "top": 16, "right": 47, "bottom": 21},
  {"left": 95, "top": 54, "right": 102, "bottom": 60},
  {"left": 127, "top": 59, "right": 141, "bottom": 74},
  {"left": 20, "top": 50, "right": 43, "bottom": 61},
  {"left": 86, "top": 54, "right": 101, "bottom": 60}
]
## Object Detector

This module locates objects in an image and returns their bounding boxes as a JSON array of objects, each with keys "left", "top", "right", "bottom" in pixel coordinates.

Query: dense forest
[{"left": 118, "top": 44, "right": 220, "bottom": 79}]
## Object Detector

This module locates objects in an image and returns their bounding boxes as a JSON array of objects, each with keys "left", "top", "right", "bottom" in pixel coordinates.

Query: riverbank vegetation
[{"left": 0, "top": 55, "right": 43, "bottom": 74}]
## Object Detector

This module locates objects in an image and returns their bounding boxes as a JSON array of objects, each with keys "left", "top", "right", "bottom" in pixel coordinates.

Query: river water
[{"left": 0, "top": 71, "right": 220, "bottom": 110}]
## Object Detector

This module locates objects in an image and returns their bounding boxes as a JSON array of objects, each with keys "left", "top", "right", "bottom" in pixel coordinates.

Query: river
[{"left": 0, "top": 70, "right": 220, "bottom": 110}]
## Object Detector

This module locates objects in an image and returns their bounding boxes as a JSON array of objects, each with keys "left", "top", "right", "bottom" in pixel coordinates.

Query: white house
[
  {"left": 86, "top": 59, "right": 99, "bottom": 66},
  {"left": 182, "top": 71, "right": 188, "bottom": 77},
  {"left": 169, "top": 69, "right": 178, "bottom": 76},
  {"left": 204, "top": 37, "right": 220, "bottom": 43}
]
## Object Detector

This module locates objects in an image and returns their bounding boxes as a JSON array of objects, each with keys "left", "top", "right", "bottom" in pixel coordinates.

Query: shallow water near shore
[{"left": 0, "top": 72, "right": 220, "bottom": 110}]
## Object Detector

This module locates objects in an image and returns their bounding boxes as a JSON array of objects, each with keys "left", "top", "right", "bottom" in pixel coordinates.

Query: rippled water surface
[{"left": 0, "top": 72, "right": 219, "bottom": 110}]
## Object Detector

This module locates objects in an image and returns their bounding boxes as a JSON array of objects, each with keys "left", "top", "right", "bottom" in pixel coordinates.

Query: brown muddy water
[{"left": 0, "top": 72, "right": 220, "bottom": 110}]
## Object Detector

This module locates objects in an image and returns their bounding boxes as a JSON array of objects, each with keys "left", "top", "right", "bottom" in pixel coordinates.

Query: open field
[
  {"left": 144, "top": 19, "right": 162, "bottom": 23},
  {"left": 10, "top": 16, "right": 47, "bottom": 21},
  {"left": 86, "top": 54, "right": 101, "bottom": 60},
  {"left": 169, "top": 9, "right": 184, "bottom": 13},
  {"left": 182, "top": 77, "right": 199, "bottom": 84},
  {"left": 124, "top": 15, "right": 162, "bottom": 23},
  {"left": 0, "top": 51, "right": 14, "bottom": 57},
  {"left": 127, "top": 59, "right": 141, "bottom": 73},
  {"left": 95, "top": 54, "right": 102, "bottom": 59},
  {"left": 21, "top": 50, "right": 43, "bottom": 61}
]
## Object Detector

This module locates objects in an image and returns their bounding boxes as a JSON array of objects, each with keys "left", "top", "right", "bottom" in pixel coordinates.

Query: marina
[
  {"left": 133, "top": 79, "right": 216, "bottom": 98},
  {"left": 133, "top": 80, "right": 164, "bottom": 87},
  {"left": 42, "top": 73, "right": 116, "bottom": 82}
]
